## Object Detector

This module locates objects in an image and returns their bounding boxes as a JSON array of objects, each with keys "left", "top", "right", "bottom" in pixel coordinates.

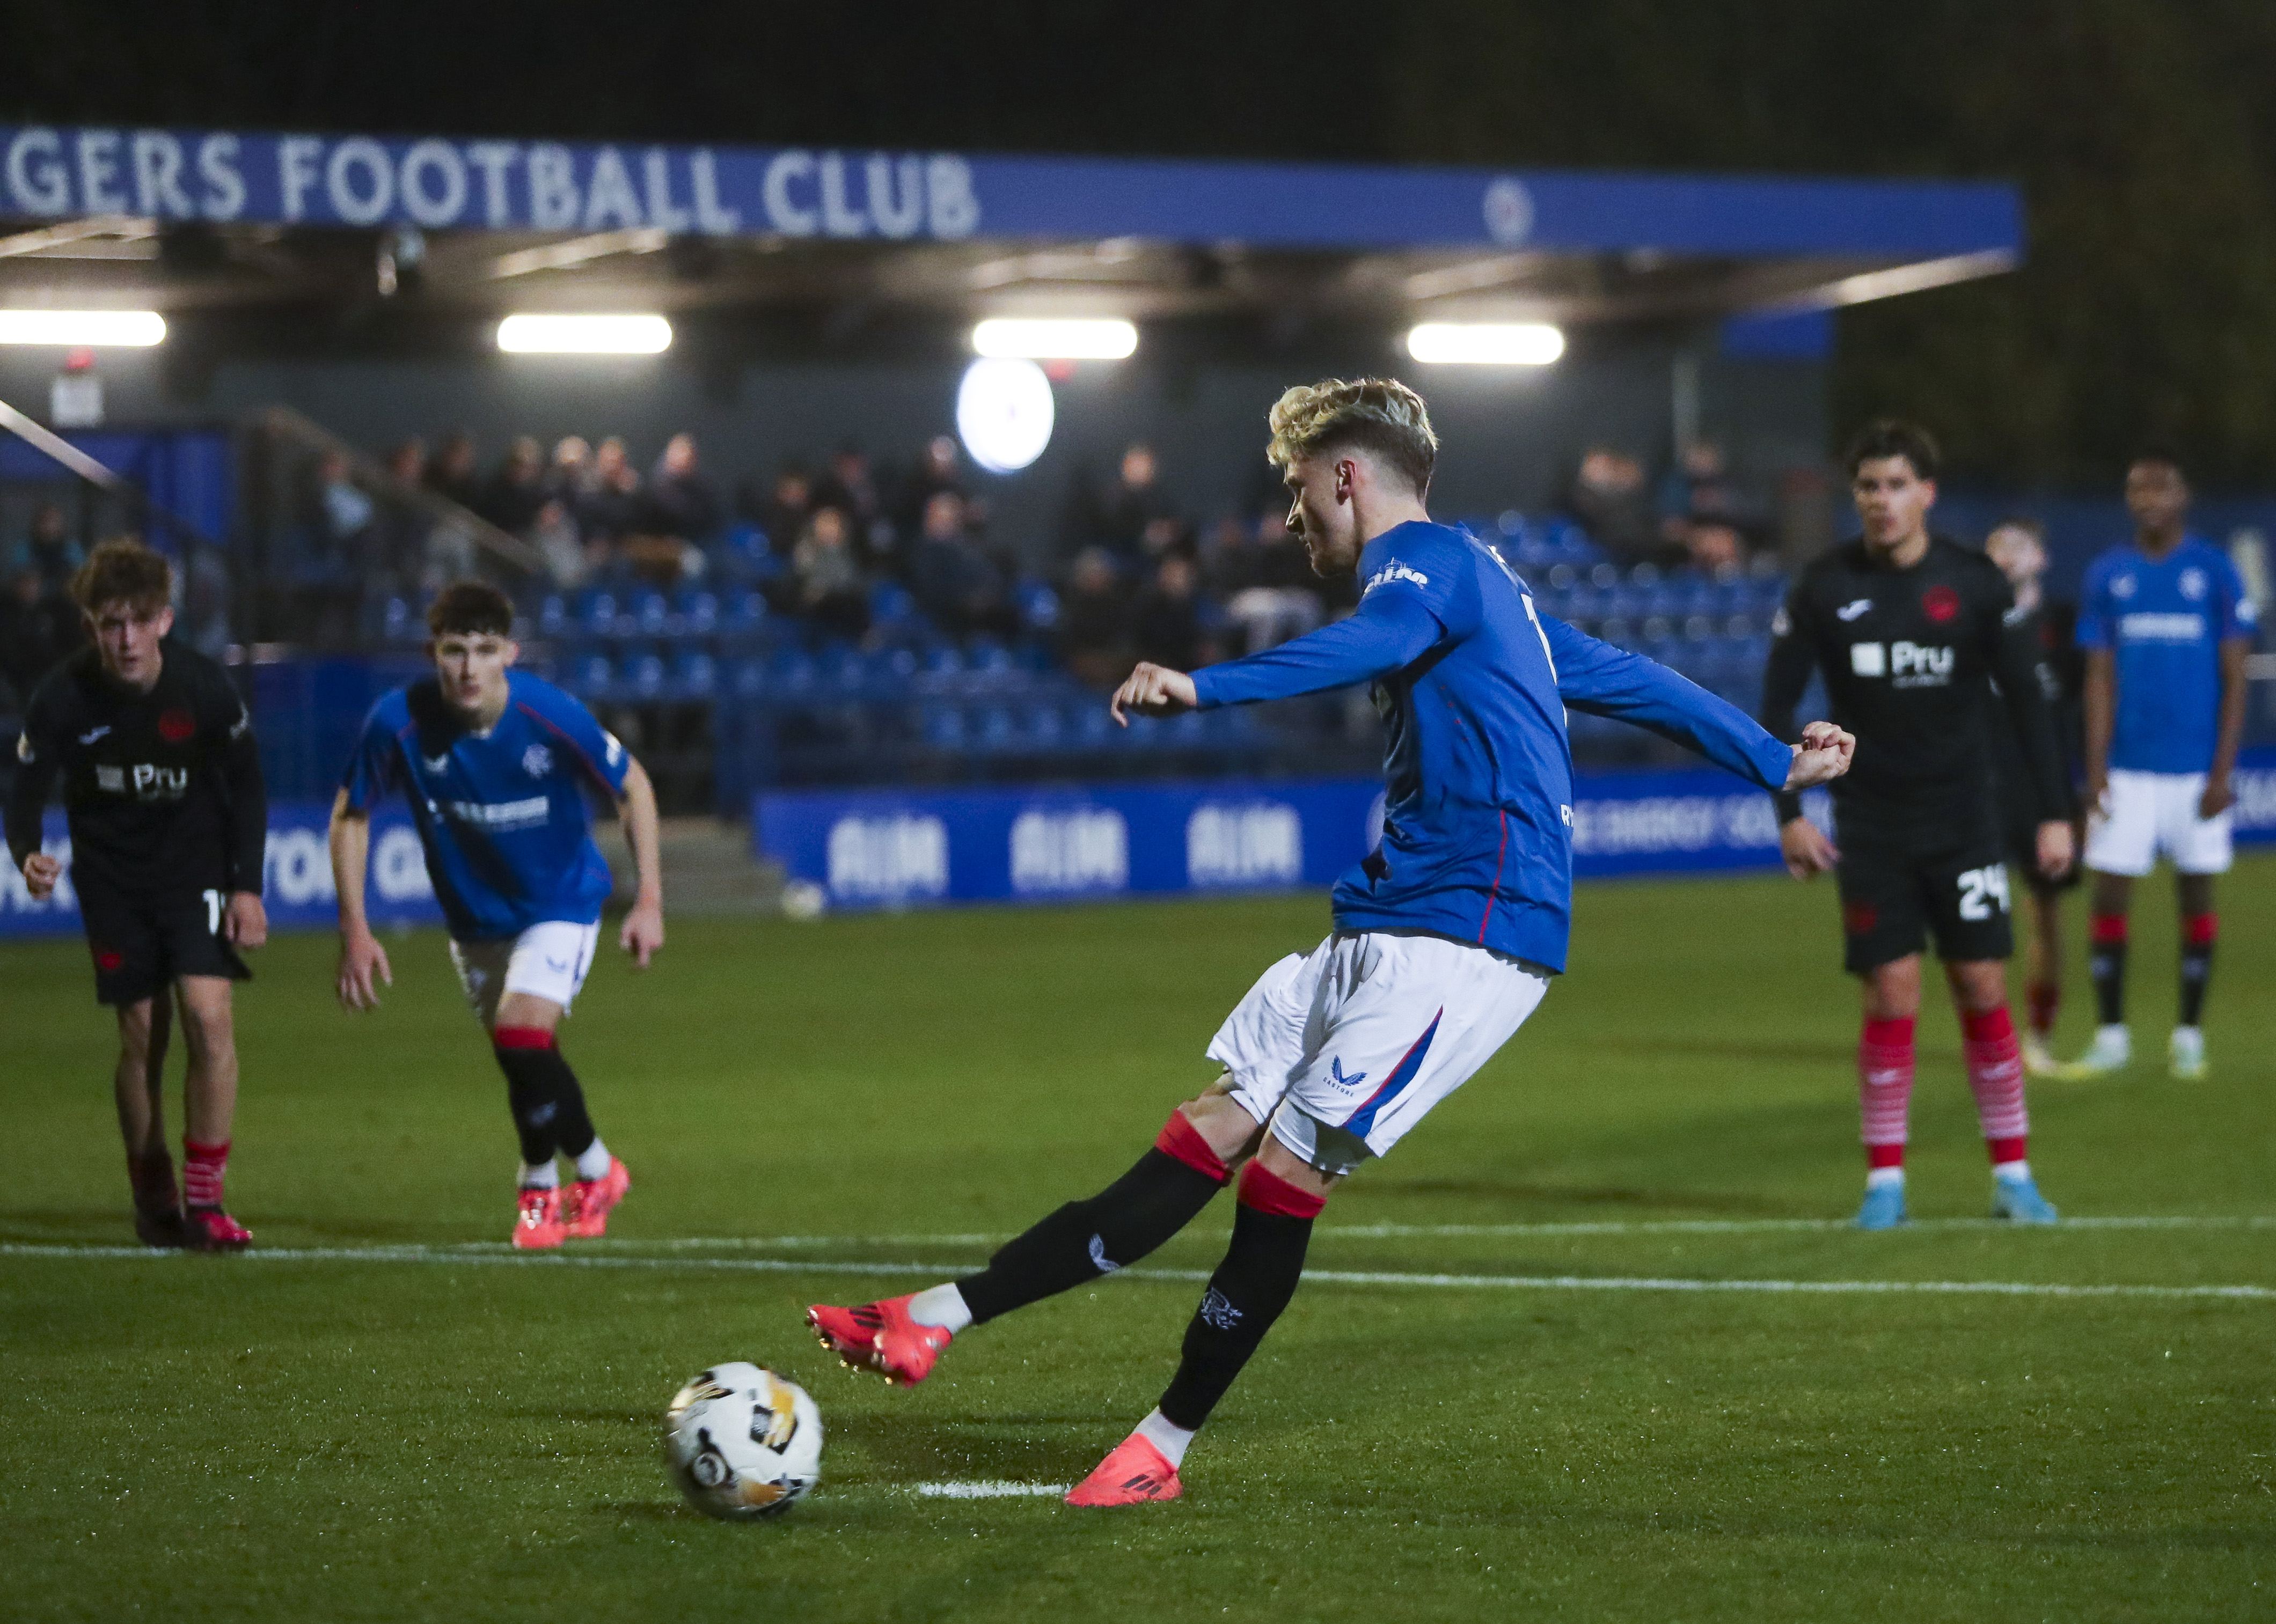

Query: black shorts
[
  {"left": 1834, "top": 827, "right": 2015, "bottom": 975},
  {"left": 77, "top": 883, "right": 251, "bottom": 1006}
]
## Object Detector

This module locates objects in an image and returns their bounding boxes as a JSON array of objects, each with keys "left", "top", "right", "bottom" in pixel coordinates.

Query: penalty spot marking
[
  {"left": 2, "top": 1241, "right": 2271, "bottom": 1300},
  {"left": 914, "top": 1481, "right": 1070, "bottom": 1498}
]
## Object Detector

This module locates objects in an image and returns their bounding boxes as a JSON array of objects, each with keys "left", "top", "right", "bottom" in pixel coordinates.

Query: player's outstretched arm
[
  {"left": 327, "top": 789, "right": 392, "bottom": 1010},
  {"left": 1110, "top": 663, "right": 1198, "bottom": 723},
  {"left": 616, "top": 758, "right": 664, "bottom": 968},
  {"left": 1122, "top": 587, "right": 1447, "bottom": 723}
]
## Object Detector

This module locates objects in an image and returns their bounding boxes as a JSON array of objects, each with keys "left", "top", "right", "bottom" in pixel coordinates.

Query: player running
[
  {"left": 1763, "top": 422, "right": 2073, "bottom": 1230},
  {"left": 5, "top": 538, "right": 267, "bottom": 1250},
  {"left": 808, "top": 378, "right": 1854, "bottom": 1507},
  {"left": 1982, "top": 519, "right": 2084, "bottom": 1076},
  {"left": 328, "top": 582, "right": 663, "bottom": 1248},
  {"left": 2063, "top": 454, "right": 2256, "bottom": 1081}
]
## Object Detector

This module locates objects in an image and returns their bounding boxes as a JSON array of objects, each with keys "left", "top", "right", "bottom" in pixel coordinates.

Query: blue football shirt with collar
[
  {"left": 342, "top": 670, "right": 631, "bottom": 940},
  {"left": 2075, "top": 537, "right": 2256, "bottom": 774},
  {"left": 1190, "top": 520, "right": 1794, "bottom": 973}
]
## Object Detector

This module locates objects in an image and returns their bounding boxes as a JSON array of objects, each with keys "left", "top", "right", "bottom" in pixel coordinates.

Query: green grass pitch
[{"left": 5, "top": 859, "right": 2272, "bottom": 1622}]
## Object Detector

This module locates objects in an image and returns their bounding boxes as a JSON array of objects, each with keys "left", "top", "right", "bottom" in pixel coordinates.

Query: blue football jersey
[
  {"left": 2075, "top": 538, "right": 2256, "bottom": 774},
  {"left": 342, "top": 671, "right": 631, "bottom": 939},
  {"left": 1192, "top": 520, "right": 1792, "bottom": 972}
]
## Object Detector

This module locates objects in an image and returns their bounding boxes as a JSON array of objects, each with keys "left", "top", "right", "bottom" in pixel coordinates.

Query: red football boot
[
  {"left": 511, "top": 1187, "right": 566, "bottom": 1250},
  {"left": 805, "top": 1293, "right": 953, "bottom": 1386},
  {"left": 1065, "top": 1434, "right": 1183, "bottom": 1507},
  {"left": 182, "top": 1205, "right": 253, "bottom": 1252},
  {"left": 563, "top": 1158, "right": 630, "bottom": 1239}
]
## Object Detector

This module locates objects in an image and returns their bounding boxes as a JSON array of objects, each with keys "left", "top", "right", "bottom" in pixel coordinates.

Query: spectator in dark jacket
[
  {"left": 1130, "top": 553, "right": 1213, "bottom": 671},
  {"left": 0, "top": 560, "right": 84, "bottom": 705},
  {"left": 426, "top": 430, "right": 481, "bottom": 510},
  {"left": 1056, "top": 546, "right": 1132, "bottom": 689},
  {"left": 910, "top": 492, "right": 1018, "bottom": 641},
  {"left": 479, "top": 437, "right": 547, "bottom": 534},
  {"left": 643, "top": 432, "right": 723, "bottom": 542}
]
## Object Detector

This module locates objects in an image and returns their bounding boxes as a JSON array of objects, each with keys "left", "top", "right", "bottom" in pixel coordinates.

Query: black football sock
[
  {"left": 2088, "top": 916, "right": 2128, "bottom": 1027},
  {"left": 955, "top": 1113, "right": 1231, "bottom": 1325},
  {"left": 493, "top": 1026, "right": 598, "bottom": 1167},
  {"left": 2180, "top": 913, "right": 2216, "bottom": 1026},
  {"left": 1157, "top": 1162, "right": 1322, "bottom": 1433}
]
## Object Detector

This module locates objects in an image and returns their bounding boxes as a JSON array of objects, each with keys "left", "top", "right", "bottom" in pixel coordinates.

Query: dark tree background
[{"left": 5, "top": 0, "right": 2273, "bottom": 487}]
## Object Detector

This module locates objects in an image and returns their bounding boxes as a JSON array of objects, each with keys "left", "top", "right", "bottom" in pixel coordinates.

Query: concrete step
[{"left": 603, "top": 817, "right": 784, "bottom": 915}]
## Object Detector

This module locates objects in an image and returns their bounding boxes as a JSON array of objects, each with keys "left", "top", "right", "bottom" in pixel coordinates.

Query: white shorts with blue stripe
[{"left": 1210, "top": 931, "right": 1551, "bottom": 1177}]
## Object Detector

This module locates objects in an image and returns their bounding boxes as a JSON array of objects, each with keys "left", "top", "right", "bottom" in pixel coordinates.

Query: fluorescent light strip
[
  {"left": 496, "top": 313, "right": 672, "bottom": 355},
  {"left": 972, "top": 318, "right": 1137, "bottom": 360},
  {"left": 1406, "top": 322, "right": 1563, "bottom": 366},
  {"left": 0, "top": 310, "right": 166, "bottom": 347}
]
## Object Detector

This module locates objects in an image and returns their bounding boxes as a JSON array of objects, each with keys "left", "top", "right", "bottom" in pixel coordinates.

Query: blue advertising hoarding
[
  {"left": 0, "top": 124, "right": 2019, "bottom": 259},
  {"left": 10, "top": 753, "right": 2276, "bottom": 938}
]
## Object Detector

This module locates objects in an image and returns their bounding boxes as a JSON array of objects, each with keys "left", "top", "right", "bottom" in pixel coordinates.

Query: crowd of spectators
[
  {"left": 1565, "top": 438, "right": 1766, "bottom": 576},
  {"left": 277, "top": 423, "right": 1776, "bottom": 689}
]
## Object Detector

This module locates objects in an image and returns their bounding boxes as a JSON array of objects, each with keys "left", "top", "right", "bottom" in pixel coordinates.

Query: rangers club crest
[
  {"left": 522, "top": 744, "right": 553, "bottom": 778},
  {"left": 1921, "top": 585, "right": 1960, "bottom": 624}
]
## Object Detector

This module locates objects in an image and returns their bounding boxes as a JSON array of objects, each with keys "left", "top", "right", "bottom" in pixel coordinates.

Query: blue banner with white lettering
[
  {"left": 0, "top": 798, "right": 443, "bottom": 939},
  {"left": 756, "top": 779, "right": 1386, "bottom": 909},
  {"left": 756, "top": 751, "right": 2276, "bottom": 914},
  {"left": 0, "top": 124, "right": 2018, "bottom": 256}
]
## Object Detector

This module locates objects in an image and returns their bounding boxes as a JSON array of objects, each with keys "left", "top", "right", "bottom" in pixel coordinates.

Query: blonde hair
[{"left": 1265, "top": 377, "right": 1439, "bottom": 495}]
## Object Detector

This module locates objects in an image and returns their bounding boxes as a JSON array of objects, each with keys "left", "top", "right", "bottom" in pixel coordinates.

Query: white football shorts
[
  {"left": 1209, "top": 931, "right": 1551, "bottom": 1177},
  {"left": 2084, "top": 769, "right": 2233, "bottom": 878},
  {"left": 450, "top": 919, "right": 602, "bottom": 1027}
]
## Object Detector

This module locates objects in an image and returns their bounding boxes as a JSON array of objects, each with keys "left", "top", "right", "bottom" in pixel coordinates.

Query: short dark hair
[
  {"left": 1843, "top": 419, "right": 1941, "bottom": 481},
  {"left": 426, "top": 580, "right": 516, "bottom": 638},
  {"left": 70, "top": 537, "right": 173, "bottom": 615},
  {"left": 2127, "top": 447, "right": 2189, "bottom": 484}
]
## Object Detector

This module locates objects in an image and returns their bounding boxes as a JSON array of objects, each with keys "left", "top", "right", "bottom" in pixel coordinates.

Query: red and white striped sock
[
  {"left": 183, "top": 1138, "right": 230, "bottom": 1209},
  {"left": 1962, "top": 1007, "right": 2029, "bottom": 1172},
  {"left": 1859, "top": 1016, "right": 1915, "bottom": 1179}
]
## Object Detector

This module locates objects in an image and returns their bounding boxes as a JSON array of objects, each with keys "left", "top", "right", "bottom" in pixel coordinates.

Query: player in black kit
[
  {"left": 1761, "top": 422, "right": 2072, "bottom": 1229},
  {"left": 5, "top": 539, "right": 267, "bottom": 1250}
]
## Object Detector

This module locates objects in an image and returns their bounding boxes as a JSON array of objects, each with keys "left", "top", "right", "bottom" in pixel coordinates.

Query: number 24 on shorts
[{"left": 1957, "top": 864, "right": 2010, "bottom": 921}]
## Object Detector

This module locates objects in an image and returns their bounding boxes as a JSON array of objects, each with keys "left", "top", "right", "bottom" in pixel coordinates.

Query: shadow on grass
[{"left": 828, "top": 1410, "right": 1109, "bottom": 1484}]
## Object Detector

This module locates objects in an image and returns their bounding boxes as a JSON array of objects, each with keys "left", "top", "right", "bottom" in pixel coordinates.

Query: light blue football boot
[
  {"left": 1992, "top": 1170, "right": 2059, "bottom": 1224},
  {"left": 1855, "top": 1180, "right": 1908, "bottom": 1230}
]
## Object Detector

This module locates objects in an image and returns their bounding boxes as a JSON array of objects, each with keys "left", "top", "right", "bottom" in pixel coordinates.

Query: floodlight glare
[
  {"left": 0, "top": 310, "right": 166, "bottom": 347},
  {"left": 496, "top": 313, "right": 672, "bottom": 355},
  {"left": 971, "top": 318, "right": 1137, "bottom": 360},
  {"left": 956, "top": 357, "right": 1056, "bottom": 474},
  {"left": 1406, "top": 322, "right": 1564, "bottom": 365}
]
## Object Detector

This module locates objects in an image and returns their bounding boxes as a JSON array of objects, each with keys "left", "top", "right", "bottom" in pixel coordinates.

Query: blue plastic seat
[{"left": 570, "top": 651, "right": 612, "bottom": 696}]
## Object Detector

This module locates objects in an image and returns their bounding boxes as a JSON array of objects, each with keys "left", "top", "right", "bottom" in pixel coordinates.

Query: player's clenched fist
[
  {"left": 19, "top": 851, "right": 62, "bottom": 902},
  {"left": 1783, "top": 720, "right": 1855, "bottom": 790},
  {"left": 1110, "top": 662, "right": 1198, "bottom": 725}
]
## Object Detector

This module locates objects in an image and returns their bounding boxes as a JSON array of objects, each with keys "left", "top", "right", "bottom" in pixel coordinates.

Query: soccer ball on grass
[{"left": 663, "top": 1363, "right": 823, "bottom": 1519}]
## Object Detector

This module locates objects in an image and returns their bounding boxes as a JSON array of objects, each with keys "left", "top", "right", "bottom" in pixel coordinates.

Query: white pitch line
[
  {"left": 566, "top": 1214, "right": 2276, "bottom": 1250},
  {"left": 914, "top": 1481, "right": 1070, "bottom": 1498},
  {"left": 2, "top": 1241, "right": 2271, "bottom": 1301}
]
